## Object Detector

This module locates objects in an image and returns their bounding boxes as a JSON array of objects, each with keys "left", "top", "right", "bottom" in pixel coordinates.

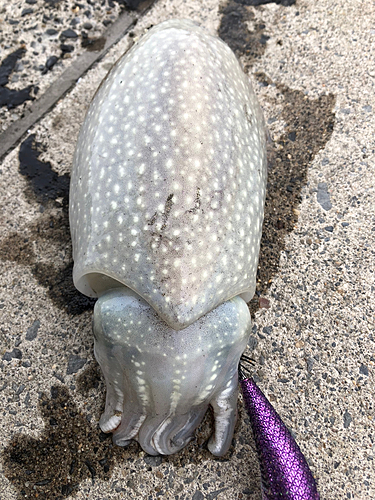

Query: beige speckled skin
[{"left": 69, "top": 20, "right": 267, "bottom": 456}]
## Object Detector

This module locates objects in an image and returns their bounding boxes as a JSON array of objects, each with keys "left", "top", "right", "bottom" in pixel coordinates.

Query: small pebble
[
  {"left": 26, "top": 319, "right": 40, "bottom": 341},
  {"left": 317, "top": 182, "right": 332, "bottom": 211},
  {"left": 66, "top": 354, "right": 86, "bottom": 374},
  {"left": 60, "top": 44, "right": 74, "bottom": 53},
  {"left": 359, "top": 364, "right": 368, "bottom": 376},
  {"left": 46, "top": 56, "right": 58, "bottom": 70},
  {"left": 21, "top": 8, "right": 33, "bottom": 16},
  {"left": 262, "top": 326, "right": 273, "bottom": 335},
  {"left": 343, "top": 410, "right": 352, "bottom": 428},
  {"left": 53, "top": 371, "right": 65, "bottom": 383},
  {"left": 3, "top": 348, "right": 22, "bottom": 360},
  {"left": 306, "top": 357, "right": 314, "bottom": 372},
  {"left": 247, "top": 335, "right": 258, "bottom": 351},
  {"left": 16, "top": 384, "right": 26, "bottom": 395},
  {"left": 61, "top": 29, "right": 78, "bottom": 39},
  {"left": 259, "top": 297, "right": 270, "bottom": 308}
]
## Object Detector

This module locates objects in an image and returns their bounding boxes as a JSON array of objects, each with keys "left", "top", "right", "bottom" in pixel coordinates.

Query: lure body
[
  {"left": 70, "top": 20, "right": 267, "bottom": 456},
  {"left": 240, "top": 377, "right": 320, "bottom": 500}
]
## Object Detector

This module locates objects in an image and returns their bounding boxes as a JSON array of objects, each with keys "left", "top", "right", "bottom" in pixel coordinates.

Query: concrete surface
[
  {"left": 0, "top": 0, "right": 125, "bottom": 132},
  {"left": 0, "top": 0, "right": 374, "bottom": 499}
]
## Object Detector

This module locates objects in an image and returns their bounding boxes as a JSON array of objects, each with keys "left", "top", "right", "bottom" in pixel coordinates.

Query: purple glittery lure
[{"left": 240, "top": 376, "right": 320, "bottom": 500}]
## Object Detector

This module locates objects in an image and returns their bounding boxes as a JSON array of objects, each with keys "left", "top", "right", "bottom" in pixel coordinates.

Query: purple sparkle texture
[{"left": 240, "top": 377, "right": 320, "bottom": 500}]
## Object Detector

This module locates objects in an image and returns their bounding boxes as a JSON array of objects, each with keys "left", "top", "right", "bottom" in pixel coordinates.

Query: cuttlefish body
[{"left": 69, "top": 19, "right": 267, "bottom": 456}]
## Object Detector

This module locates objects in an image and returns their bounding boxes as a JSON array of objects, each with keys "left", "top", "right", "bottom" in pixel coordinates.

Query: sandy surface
[{"left": 0, "top": 0, "right": 374, "bottom": 499}]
